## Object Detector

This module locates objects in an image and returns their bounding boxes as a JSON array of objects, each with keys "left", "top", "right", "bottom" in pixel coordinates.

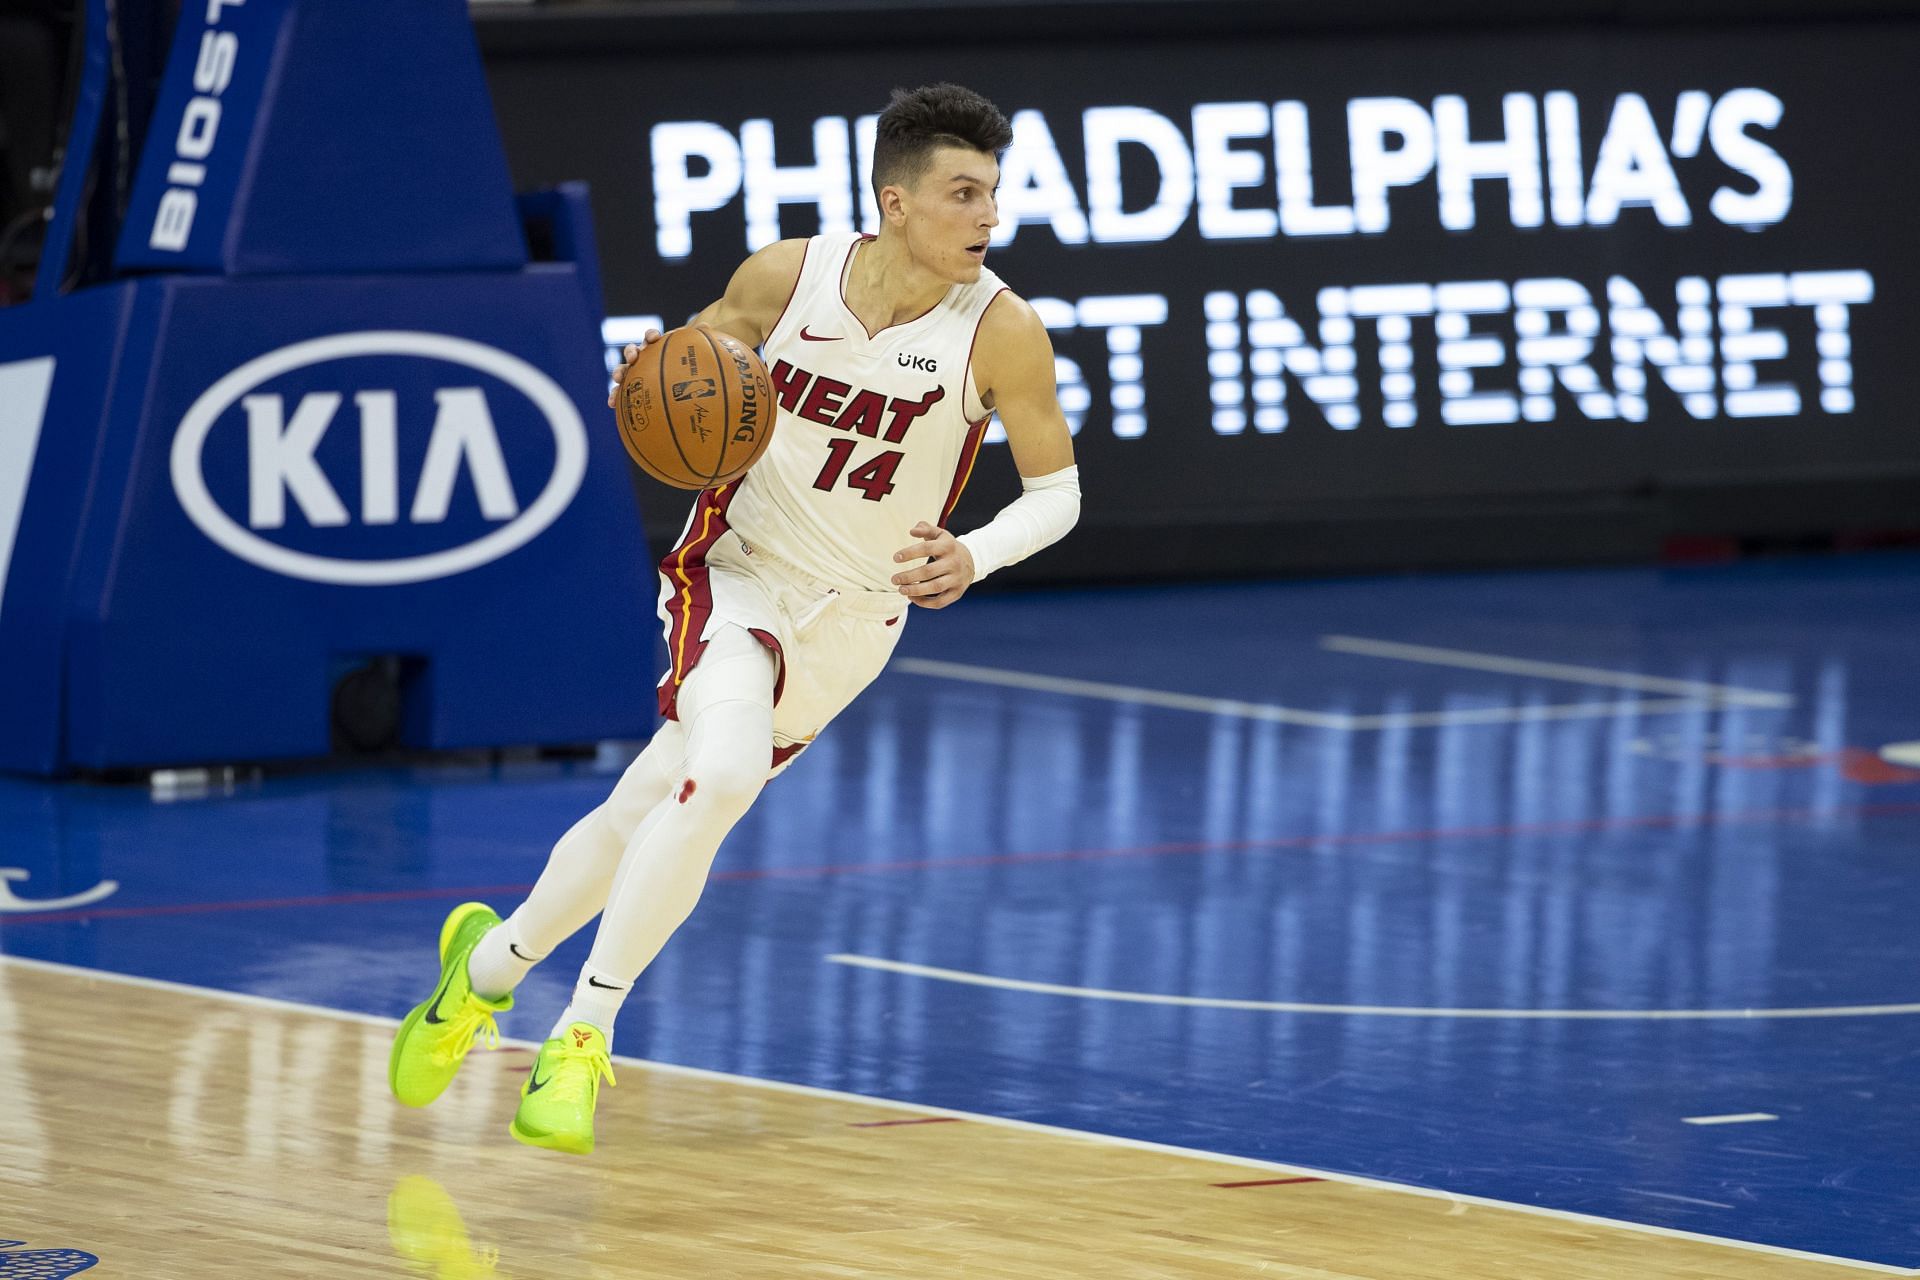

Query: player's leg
[
  {"left": 573, "top": 629, "right": 776, "bottom": 1007},
  {"left": 388, "top": 720, "right": 686, "bottom": 1107},
  {"left": 461, "top": 722, "right": 686, "bottom": 997},
  {"left": 511, "top": 624, "right": 776, "bottom": 1153}
]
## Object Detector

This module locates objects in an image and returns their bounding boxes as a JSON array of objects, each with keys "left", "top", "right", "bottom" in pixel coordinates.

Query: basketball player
[{"left": 389, "top": 83, "right": 1080, "bottom": 1153}]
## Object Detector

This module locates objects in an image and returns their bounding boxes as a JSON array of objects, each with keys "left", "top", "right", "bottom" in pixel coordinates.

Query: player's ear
[{"left": 878, "top": 184, "right": 910, "bottom": 227}]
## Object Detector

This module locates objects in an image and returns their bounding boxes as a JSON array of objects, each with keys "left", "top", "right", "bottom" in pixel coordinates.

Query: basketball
[{"left": 615, "top": 325, "right": 776, "bottom": 490}]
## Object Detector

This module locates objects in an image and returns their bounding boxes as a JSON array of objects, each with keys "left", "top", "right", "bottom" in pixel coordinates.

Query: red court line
[
  {"left": 1213, "top": 1176, "right": 1324, "bottom": 1189},
  {"left": 848, "top": 1116, "right": 964, "bottom": 1128},
  {"left": 5, "top": 802, "right": 1918, "bottom": 928}
]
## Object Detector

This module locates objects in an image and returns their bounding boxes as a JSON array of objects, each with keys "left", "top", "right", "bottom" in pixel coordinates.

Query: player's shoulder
[
  {"left": 974, "top": 287, "right": 1051, "bottom": 350},
  {"left": 732, "top": 238, "right": 810, "bottom": 293},
  {"left": 966, "top": 287, "right": 1057, "bottom": 397}
]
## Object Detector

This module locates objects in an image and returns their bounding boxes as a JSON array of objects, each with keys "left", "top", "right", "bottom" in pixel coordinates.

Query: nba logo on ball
[{"left": 170, "top": 331, "right": 588, "bottom": 586}]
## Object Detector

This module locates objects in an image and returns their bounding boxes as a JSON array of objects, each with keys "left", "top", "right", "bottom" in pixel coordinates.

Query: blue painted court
[{"left": 4, "top": 550, "right": 1918, "bottom": 1270}]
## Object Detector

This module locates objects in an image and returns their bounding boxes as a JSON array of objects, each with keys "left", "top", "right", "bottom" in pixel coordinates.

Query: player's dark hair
[{"left": 871, "top": 84, "right": 1013, "bottom": 205}]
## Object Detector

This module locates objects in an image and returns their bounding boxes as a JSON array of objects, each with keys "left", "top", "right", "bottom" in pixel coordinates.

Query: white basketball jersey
[{"left": 725, "top": 232, "right": 1007, "bottom": 593}]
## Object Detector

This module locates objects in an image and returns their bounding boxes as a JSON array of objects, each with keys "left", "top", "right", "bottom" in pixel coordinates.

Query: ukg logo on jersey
[{"left": 170, "top": 332, "right": 587, "bottom": 585}]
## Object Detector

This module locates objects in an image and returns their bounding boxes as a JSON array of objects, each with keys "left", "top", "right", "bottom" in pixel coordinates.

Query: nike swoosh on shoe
[{"left": 422, "top": 972, "right": 456, "bottom": 1025}]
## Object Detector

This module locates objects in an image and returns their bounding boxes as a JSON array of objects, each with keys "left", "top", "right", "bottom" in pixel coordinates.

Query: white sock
[
  {"left": 465, "top": 916, "right": 544, "bottom": 1001},
  {"left": 553, "top": 963, "right": 631, "bottom": 1042}
]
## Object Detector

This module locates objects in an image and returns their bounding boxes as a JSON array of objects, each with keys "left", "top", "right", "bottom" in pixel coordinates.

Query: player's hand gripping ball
[{"left": 615, "top": 325, "right": 776, "bottom": 490}]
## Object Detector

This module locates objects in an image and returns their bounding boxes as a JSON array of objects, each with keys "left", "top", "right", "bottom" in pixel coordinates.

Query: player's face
[{"left": 904, "top": 147, "right": 1001, "bottom": 283}]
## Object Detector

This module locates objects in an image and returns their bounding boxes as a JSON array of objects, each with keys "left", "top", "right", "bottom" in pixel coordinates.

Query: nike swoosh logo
[
  {"left": 587, "top": 976, "right": 626, "bottom": 990},
  {"left": 422, "top": 972, "right": 454, "bottom": 1025},
  {"left": 509, "top": 943, "right": 536, "bottom": 961},
  {"left": 526, "top": 1068, "right": 553, "bottom": 1093},
  {"left": 799, "top": 327, "right": 842, "bottom": 342}
]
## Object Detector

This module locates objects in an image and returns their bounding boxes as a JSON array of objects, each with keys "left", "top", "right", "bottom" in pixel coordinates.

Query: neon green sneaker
[
  {"left": 509, "top": 1022, "right": 615, "bottom": 1155},
  {"left": 388, "top": 902, "right": 512, "bottom": 1108}
]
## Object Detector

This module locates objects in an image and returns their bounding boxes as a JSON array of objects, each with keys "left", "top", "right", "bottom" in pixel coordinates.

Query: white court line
[
  {"left": 827, "top": 954, "right": 1920, "bottom": 1021},
  {"left": 1342, "top": 697, "right": 1713, "bottom": 729},
  {"left": 1, "top": 954, "right": 1908, "bottom": 1276},
  {"left": 1882, "top": 742, "right": 1920, "bottom": 769},
  {"left": 1321, "top": 636, "right": 1794, "bottom": 708},
  {"left": 1, "top": 954, "right": 1909, "bottom": 1276},
  {"left": 1685, "top": 1113, "right": 1780, "bottom": 1126},
  {"left": 1625, "top": 1188, "right": 1738, "bottom": 1210},
  {"left": 891, "top": 658, "right": 1358, "bottom": 728},
  {"left": 891, "top": 658, "right": 1722, "bottom": 732}
]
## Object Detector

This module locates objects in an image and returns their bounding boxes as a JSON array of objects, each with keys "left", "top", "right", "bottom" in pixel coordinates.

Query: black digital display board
[{"left": 482, "top": 16, "right": 1920, "bottom": 579}]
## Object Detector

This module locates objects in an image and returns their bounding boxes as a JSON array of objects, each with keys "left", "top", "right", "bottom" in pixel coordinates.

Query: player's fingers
[
  {"left": 900, "top": 571, "right": 956, "bottom": 597},
  {"left": 891, "top": 562, "right": 944, "bottom": 586},
  {"left": 643, "top": 329, "right": 664, "bottom": 346},
  {"left": 891, "top": 540, "right": 938, "bottom": 564}
]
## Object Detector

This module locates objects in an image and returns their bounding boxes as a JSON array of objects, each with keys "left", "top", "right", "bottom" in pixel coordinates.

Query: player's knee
[
  {"left": 603, "top": 733, "right": 678, "bottom": 824},
  {"left": 674, "top": 752, "right": 764, "bottom": 819}
]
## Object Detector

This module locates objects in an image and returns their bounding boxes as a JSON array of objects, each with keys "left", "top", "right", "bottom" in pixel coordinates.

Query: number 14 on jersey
[{"left": 813, "top": 440, "right": 903, "bottom": 501}]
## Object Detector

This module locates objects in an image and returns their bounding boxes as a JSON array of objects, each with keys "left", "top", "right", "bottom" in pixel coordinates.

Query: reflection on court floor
[
  {"left": 11, "top": 959, "right": 1864, "bottom": 1279},
  {"left": 3, "top": 550, "right": 1918, "bottom": 1274}
]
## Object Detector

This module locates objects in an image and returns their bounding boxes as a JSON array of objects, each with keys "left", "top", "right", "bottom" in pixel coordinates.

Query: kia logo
[{"left": 170, "top": 331, "right": 587, "bottom": 585}]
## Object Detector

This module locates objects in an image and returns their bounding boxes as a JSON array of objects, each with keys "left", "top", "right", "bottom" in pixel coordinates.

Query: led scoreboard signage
[
  {"left": 483, "top": 19, "right": 1920, "bottom": 572},
  {"left": 652, "top": 88, "right": 1860, "bottom": 431}
]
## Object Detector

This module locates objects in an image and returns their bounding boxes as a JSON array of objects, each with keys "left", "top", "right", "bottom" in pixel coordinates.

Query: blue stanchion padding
[
  {"left": 0, "top": 287, "right": 135, "bottom": 774},
  {"left": 0, "top": 265, "right": 656, "bottom": 773},
  {"left": 58, "top": 270, "right": 652, "bottom": 770},
  {"left": 2, "top": 0, "right": 651, "bottom": 775},
  {"left": 34, "top": 0, "right": 112, "bottom": 299},
  {"left": 114, "top": 0, "right": 526, "bottom": 277},
  {"left": 517, "top": 185, "right": 608, "bottom": 319}
]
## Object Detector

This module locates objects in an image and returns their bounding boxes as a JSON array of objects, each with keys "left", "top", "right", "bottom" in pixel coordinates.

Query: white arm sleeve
[{"left": 956, "top": 464, "right": 1081, "bottom": 582}]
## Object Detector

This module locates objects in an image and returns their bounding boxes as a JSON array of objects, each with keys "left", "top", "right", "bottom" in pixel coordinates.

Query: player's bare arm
[
  {"left": 891, "top": 292, "right": 1080, "bottom": 608},
  {"left": 605, "top": 239, "right": 806, "bottom": 406},
  {"left": 690, "top": 238, "right": 808, "bottom": 348},
  {"left": 973, "top": 293, "right": 1078, "bottom": 477}
]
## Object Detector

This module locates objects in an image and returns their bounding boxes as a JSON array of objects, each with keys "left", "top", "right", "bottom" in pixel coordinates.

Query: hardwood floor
[{"left": 0, "top": 958, "right": 1866, "bottom": 1279}]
